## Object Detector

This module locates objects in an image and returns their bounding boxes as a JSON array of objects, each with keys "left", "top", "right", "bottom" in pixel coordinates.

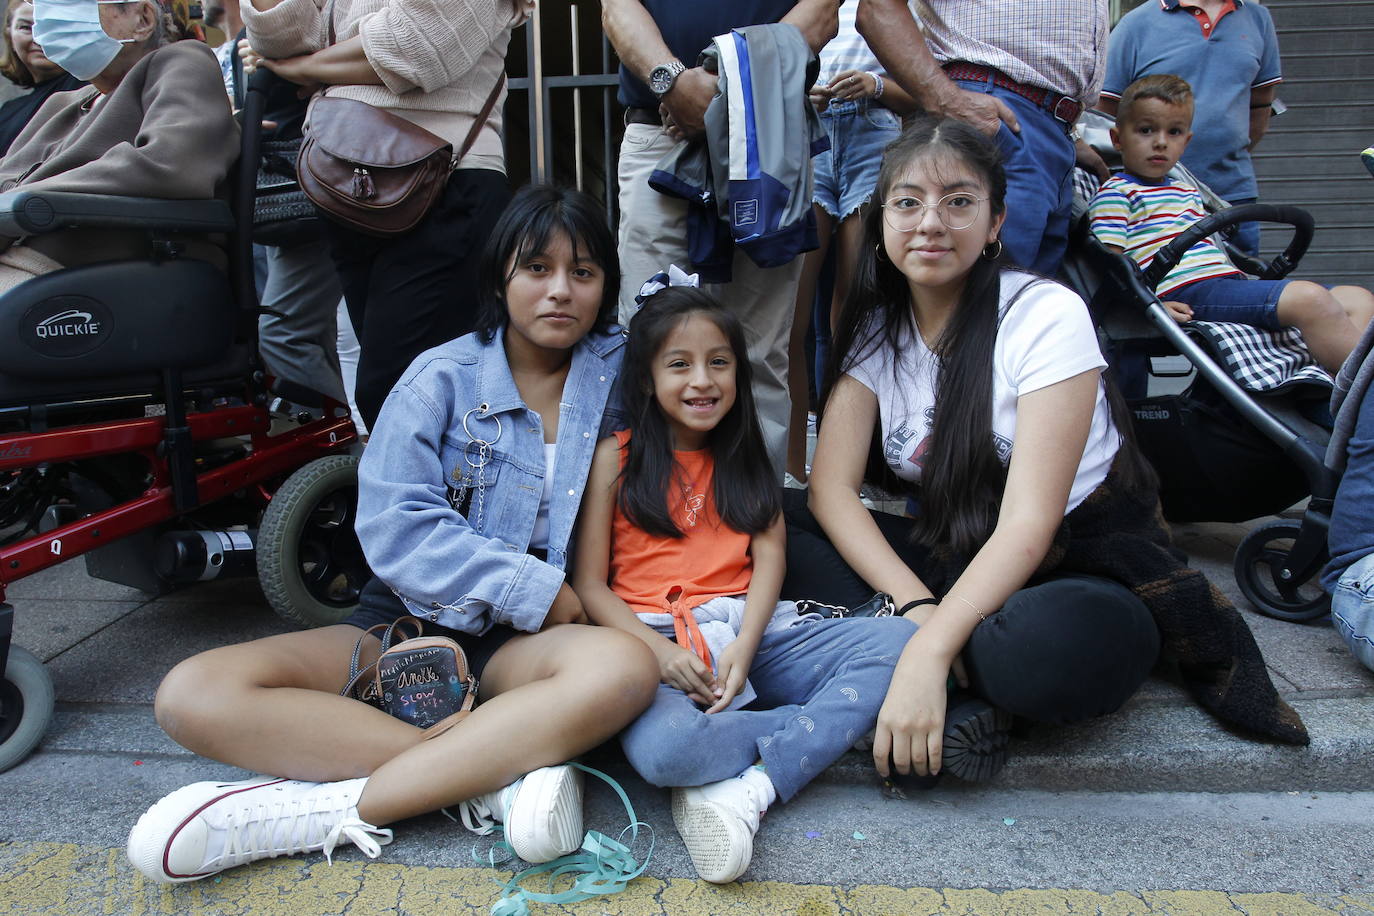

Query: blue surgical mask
[{"left": 32, "top": 0, "right": 138, "bottom": 81}]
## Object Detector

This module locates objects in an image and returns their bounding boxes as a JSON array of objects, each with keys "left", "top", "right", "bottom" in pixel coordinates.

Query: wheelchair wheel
[
  {"left": 1234, "top": 519, "right": 1331, "bottom": 623},
  {"left": 258, "top": 455, "right": 367, "bottom": 629},
  {"left": 0, "top": 646, "right": 55, "bottom": 773}
]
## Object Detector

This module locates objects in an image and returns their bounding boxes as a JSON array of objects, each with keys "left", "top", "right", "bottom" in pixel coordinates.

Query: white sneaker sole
[
  {"left": 672, "top": 786, "right": 753, "bottom": 884},
  {"left": 503, "top": 765, "right": 584, "bottom": 864},
  {"left": 126, "top": 777, "right": 288, "bottom": 883}
]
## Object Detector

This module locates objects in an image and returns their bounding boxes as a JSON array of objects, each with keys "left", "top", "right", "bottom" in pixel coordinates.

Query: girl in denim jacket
[{"left": 127, "top": 187, "right": 659, "bottom": 884}]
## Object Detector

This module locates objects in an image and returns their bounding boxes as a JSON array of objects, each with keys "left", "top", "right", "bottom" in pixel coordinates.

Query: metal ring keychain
[{"left": 449, "top": 404, "right": 503, "bottom": 530}]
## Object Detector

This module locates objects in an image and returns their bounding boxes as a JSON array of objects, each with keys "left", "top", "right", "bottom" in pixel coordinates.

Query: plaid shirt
[{"left": 912, "top": 0, "right": 1109, "bottom": 105}]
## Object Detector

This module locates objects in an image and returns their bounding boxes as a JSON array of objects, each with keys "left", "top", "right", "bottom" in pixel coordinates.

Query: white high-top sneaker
[
  {"left": 126, "top": 776, "right": 391, "bottom": 883},
  {"left": 456, "top": 764, "right": 584, "bottom": 863},
  {"left": 671, "top": 774, "right": 769, "bottom": 883}
]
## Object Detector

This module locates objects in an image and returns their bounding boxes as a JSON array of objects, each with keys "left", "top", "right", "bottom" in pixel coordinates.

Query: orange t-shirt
[{"left": 609, "top": 430, "right": 753, "bottom": 661}]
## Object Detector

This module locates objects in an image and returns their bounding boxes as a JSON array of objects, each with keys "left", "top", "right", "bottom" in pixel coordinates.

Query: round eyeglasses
[{"left": 882, "top": 192, "right": 989, "bottom": 232}]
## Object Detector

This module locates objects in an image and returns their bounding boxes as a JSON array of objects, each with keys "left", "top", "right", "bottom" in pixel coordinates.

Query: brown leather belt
[
  {"left": 942, "top": 62, "right": 1084, "bottom": 127},
  {"left": 624, "top": 107, "right": 663, "bottom": 127}
]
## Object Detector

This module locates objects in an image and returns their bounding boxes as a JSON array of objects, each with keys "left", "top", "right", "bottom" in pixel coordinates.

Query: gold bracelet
[{"left": 954, "top": 594, "right": 986, "bottom": 622}]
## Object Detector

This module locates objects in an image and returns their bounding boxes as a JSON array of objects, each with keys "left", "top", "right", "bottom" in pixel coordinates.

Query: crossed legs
[{"left": 155, "top": 623, "right": 658, "bottom": 826}]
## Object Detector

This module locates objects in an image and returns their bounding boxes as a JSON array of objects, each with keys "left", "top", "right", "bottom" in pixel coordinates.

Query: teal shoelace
[{"left": 473, "top": 763, "right": 654, "bottom": 916}]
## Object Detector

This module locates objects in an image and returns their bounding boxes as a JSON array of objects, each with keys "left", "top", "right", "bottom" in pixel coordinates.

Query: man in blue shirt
[{"left": 1099, "top": 0, "right": 1282, "bottom": 256}]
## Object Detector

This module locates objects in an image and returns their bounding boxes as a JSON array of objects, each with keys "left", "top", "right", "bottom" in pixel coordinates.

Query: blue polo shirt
[
  {"left": 617, "top": 0, "right": 797, "bottom": 110},
  {"left": 1102, "top": 0, "right": 1282, "bottom": 202}
]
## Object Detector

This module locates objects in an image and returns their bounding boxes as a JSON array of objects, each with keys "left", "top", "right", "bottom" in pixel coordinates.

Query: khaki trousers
[{"left": 616, "top": 123, "right": 803, "bottom": 478}]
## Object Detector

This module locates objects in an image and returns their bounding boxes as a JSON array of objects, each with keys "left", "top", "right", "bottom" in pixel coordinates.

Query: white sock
[{"left": 738, "top": 765, "right": 776, "bottom": 811}]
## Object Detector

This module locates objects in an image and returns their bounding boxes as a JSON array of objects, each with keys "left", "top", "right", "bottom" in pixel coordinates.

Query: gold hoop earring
[
  {"left": 983, "top": 239, "right": 1003, "bottom": 260},
  {"left": 875, "top": 241, "right": 888, "bottom": 262}
]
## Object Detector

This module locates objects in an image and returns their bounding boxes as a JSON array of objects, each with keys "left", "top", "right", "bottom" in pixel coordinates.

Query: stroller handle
[{"left": 1139, "top": 203, "right": 1315, "bottom": 290}]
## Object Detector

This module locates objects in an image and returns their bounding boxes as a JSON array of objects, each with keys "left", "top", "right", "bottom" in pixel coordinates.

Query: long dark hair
[
  {"left": 826, "top": 116, "right": 1151, "bottom": 557},
  {"left": 618, "top": 287, "right": 780, "bottom": 539},
  {"left": 473, "top": 185, "right": 621, "bottom": 341}
]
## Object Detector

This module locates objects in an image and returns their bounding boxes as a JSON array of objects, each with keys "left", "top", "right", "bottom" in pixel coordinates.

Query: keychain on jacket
[{"left": 449, "top": 405, "right": 502, "bottom": 530}]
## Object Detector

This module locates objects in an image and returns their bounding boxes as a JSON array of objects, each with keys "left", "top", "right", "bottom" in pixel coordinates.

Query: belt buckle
[{"left": 1051, "top": 96, "right": 1080, "bottom": 124}]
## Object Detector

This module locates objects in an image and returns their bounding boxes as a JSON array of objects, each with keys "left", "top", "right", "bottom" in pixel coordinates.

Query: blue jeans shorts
[
  {"left": 812, "top": 99, "right": 901, "bottom": 219},
  {"left": 1169, "top": 275, "right": 1290, "bottom": 331},
  {"left": 1331, "top": 551, "right": 1374, "bottom": 673}
]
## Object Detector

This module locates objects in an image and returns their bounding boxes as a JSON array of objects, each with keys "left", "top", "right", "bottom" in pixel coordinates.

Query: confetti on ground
[
  {"left": 1002, "top": 818, "right": 1016, "bottom": 826},
  {"left": 805, "top": 831, "right": 821, "bottom": 839},
  {"left": 852, "top": 832, "right": 866, "bottom": 841}
]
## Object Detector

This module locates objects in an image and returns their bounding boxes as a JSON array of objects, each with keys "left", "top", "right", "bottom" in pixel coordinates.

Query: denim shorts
[
  {"left": 345, "top": 577, "right": 520, "bottom": 681},
  {"left": 812, "top": 99, "right": 901, "bottom": 219},
  {"left": 1169, "top": 276, "right": 1290, "bottom": 331}
]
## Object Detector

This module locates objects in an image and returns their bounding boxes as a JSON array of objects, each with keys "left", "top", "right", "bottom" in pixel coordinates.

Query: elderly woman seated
[{"left": 0, "top": 0, "right": 238, "bottom": 292}]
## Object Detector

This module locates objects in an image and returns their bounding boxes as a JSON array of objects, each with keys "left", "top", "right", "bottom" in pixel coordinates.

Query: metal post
[{"left": 571, "top": 4, "right": 584, "bottom": 191}]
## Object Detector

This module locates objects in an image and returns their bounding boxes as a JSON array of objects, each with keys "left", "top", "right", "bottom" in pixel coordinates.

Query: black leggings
[{"left": 781, "top": 491, "right": 1161, "bottom": 725}]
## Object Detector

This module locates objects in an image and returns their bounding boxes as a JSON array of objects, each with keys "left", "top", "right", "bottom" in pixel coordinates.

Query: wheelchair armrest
[{"left": 0, "top": 190, "right": 234, "bottom": 237}]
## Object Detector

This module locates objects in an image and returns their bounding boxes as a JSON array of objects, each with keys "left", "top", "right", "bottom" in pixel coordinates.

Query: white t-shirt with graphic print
[{"left": 844, "top": 272, "right": 1118, "bottom": 514}]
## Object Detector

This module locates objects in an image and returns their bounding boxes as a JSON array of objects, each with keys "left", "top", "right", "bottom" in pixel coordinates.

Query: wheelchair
[{"left": 0, "top": 72, "right": 367, "bottom": 772}]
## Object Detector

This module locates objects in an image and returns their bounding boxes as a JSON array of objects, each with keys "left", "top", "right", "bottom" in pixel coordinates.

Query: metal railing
[{"left": 505, "top": 5, "right": 622, "bottom": 226}]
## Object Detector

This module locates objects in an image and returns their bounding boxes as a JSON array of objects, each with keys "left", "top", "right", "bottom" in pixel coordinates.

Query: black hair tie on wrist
[{"left": 898, "top": 598, "right": 940, "bottom": 615}]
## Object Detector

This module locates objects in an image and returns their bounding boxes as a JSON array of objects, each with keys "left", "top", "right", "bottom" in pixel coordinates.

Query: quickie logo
[{"left": 34, "top": 308, "right": 101, "bottom": 339}]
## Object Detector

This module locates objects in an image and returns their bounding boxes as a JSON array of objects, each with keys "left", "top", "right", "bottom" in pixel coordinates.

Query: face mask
[{"left": 32, "top": 0, "right": 138, "bottom": 81}]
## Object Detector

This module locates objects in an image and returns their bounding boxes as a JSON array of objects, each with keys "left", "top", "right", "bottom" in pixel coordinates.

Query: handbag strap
[
  {"left": 341, "top": 614, "right": 424, "bottom": 697},
  {"left": 326, "top": 0, "right": 504, "bottom": 168},
  {"left": 455, "top": 74, "right": 506, "bottom": 167}
]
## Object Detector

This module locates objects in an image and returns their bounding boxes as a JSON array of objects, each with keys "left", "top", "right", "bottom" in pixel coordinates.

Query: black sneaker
[{"left": 941, "top": 696, "right": 1013, "bottom": 783}]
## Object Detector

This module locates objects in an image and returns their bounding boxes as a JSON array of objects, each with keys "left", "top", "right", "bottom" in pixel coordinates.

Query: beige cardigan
[
  {"left": 241, "top": 0, "right": 531, "bottom": 172},
  {"left": 0, "top": 40, "right": 239, "bottom": 268}
]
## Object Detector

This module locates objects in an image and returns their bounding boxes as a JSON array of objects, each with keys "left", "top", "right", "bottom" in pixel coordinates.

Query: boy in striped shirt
[{"left": 1088, "top": 74, "right": 1372, "bottom": 373}]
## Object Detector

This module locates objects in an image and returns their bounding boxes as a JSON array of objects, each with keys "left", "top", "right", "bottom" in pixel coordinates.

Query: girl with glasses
[{"left": 784, "top": 116, "right": 1307, "bottom": 786}]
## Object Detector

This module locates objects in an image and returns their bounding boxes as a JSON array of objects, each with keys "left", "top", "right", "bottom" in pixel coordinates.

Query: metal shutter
[{"left": 1254, "top": 0, "right": 1374, "bottom": 289}]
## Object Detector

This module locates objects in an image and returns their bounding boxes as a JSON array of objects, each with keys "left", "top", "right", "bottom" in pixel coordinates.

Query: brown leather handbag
[{"left": 297, "top": 76, "right": 505, "bottom": 237}]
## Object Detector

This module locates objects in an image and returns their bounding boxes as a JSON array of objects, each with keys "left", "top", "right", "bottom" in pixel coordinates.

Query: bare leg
[
  {"left": 155, "top": 623, "right": 659, "bottom": 826},
  {"left": 155, "top": 625, "right": 420, "bottom": 780},
  {"left": 1332, "top": 285, "right": 1374, "bottom": 335},
  {"left": 787, "top": 206, "right": 835, "bottom": 482},
  {"left": 828, "top": 210, "right": 867, "bottom": 337},
  {"left": 1277, "top": 280, "right": 1365, "bottom": 372}
]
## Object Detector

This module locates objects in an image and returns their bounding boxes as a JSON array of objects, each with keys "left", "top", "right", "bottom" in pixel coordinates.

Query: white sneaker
[
  {"left": 671, "top": 776, "right": 767, "bottom": 883},
  {"left": 126, "top": 776, "right": 391, "bottom": 884},
  {"left": 456, "top": 765, "right": 583, "bottom": 864}
]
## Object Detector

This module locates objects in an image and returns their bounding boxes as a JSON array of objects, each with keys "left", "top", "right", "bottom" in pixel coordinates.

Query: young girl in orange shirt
[{"left": 573, "top": 285, "right": 915, "bottom": 885}]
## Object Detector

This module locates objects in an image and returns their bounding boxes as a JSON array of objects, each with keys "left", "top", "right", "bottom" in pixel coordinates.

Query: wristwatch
[{"left": 648, "top": 60, "right": 686, "bottom": 99}]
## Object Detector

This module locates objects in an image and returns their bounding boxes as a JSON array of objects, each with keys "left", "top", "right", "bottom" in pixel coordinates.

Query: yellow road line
[{"left": 2, "top": 842, "right": 1371, "bottom": 915}]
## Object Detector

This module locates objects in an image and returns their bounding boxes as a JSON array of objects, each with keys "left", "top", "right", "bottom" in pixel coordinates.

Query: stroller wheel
[
  {"left": 1234, "top": 519, "right": 1331, "bottom": 623},
  {"left": 258, "top": 455, "right": 367, "bottom": 628},
  {"left": 0, "top": 646, "right": 55, "bottom": 773}
]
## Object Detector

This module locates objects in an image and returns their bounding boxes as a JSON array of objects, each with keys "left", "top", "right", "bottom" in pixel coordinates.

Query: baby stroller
[
  {"left": 0, "top": 72, "right": 366, "bottom": 773},
  {"left": 1062, "top": 113, "right": 1336, "bottom": 624}
]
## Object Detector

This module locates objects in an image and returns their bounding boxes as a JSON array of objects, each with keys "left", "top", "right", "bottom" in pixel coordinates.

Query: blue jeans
[
  {"left": 1169, "top": 275, "right": 1289, "bottom": 330},
  {"left": 619, "top": 615, "right": 916, "bottom": 802},
  {"left": 1228, "top": 197, "right": 1260, "bottom": 258},
  {"left": 813, "top": 100, "right": 902, "bottom": 219},
  {"left": 1331, "top": 551, "right": 1374, "bottom": 673},
  {"left": 953, "top": 78, "right": 1076, "bottom": 276}
]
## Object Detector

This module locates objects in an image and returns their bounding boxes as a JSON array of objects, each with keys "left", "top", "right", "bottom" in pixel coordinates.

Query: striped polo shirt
[{"left": 1087, "top": 172, "right": 1243, "bottom": 296}]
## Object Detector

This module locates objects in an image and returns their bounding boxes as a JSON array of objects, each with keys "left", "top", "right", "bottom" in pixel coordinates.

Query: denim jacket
[{"left": 356, "top": 326, "right": 627, "bottom": 635}]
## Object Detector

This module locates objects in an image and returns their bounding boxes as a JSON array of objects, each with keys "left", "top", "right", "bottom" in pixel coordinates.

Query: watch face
[{"left": 649, "top": 66, "right": 673, "bottom": 96}]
